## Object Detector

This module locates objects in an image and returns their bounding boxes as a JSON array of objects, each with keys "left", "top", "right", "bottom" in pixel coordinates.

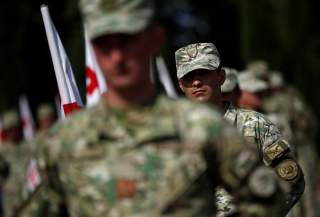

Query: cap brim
[{"left": 178, "top": 64, "right": 218, "bottom": 79}]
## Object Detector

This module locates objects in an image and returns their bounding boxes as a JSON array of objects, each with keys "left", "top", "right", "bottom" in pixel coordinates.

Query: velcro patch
[{"left": 264, "top": 140, "right": 289, "bottom": 165}]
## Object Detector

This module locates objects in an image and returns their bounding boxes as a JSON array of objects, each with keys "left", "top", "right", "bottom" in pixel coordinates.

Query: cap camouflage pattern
[
  {"left": 2, "top": 110, "right": 19, "bottom": 129},
  {"left": 37, "top": 103, "right": 54, "bottom": 119},
  {"left": 269, "top": 71, "right": 285, "bottom": 88},
  {"left": 238, "top": 70, "right": 268, "bottom": 93},
  {"left": 79, "top": 0, "right": 155, "bottom": 40},
  {"left": 246, "top": 60, "right": 269, "bottom": 79},
  {"left": 221, "top": 67, "right": 239, "bottom": 93},
  {"left": 175, "top": 43, "right": 221, "bottom": 79}
]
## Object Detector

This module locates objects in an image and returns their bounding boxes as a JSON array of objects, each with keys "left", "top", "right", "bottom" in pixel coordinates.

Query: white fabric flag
[
  {"left": 84, "top": 26, "right": 107, "bottom": 107},
  {"left": 156, "top": 56, "right": 178, "bottom": 99},
  {"left": 54, "top": 94, "right": 63, "bottom": 120},
  {"left": 27, "top": 159, "right": 41, "bottom": 193},
  {"left": 41, "top": 5, "right": 83, "bottom": 117},
  {"left": 19, "top": 95, "right": 35, "bottom": 141}
]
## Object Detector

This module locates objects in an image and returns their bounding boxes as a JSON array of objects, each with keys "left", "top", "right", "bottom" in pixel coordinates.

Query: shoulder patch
[{"left": 276, "top": 159, "right": 299, "bottom": 181}]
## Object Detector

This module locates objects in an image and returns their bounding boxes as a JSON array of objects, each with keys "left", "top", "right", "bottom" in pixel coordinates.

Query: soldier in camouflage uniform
[
  {"left": 36, "top": 103, "right": 56, "bottom": 132},
  {"left": 0, "top": 110, "right": 35, "bottom": 217},
  {"left": 175, "top": 43, "right": 305, "bottom": 217},
  {"left": 9, "top": 1, "right": 280, "bottom": 216}
]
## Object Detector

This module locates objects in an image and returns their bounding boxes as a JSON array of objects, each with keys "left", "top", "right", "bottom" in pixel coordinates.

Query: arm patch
[
  {"left": 264, "top": 139, "right": 289, "bottom": 165},
  {"left": 276, "top": 159, "right": 299, "bottom": 181}
]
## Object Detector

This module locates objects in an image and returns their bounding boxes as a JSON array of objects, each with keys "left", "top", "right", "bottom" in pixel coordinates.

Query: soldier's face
[
  {"left": 238, "top": 90, "right": 263, "bottom": 111},
  {"left": 179, "top": 69, "right": 225, "bottom": 104},
  {"left": 92, "top": 26, "right": 164, "bottom": 92}
]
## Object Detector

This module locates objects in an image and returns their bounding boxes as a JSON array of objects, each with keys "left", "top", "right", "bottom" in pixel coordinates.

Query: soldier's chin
[{"left": 194, "top": 95, "right": 210, "bottom": 102}]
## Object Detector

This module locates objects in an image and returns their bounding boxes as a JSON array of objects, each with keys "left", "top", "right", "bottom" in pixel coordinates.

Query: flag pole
[
  {"left": 156, "top": 56, "right": 178, "bottom": 99},
  {"left": 40, "top": 5, "right": 71, "bottom": 105}
]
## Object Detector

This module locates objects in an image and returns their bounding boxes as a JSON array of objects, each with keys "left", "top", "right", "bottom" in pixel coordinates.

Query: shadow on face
[{"left": 179, "top": 69, "right": 225, "bottom": 104}]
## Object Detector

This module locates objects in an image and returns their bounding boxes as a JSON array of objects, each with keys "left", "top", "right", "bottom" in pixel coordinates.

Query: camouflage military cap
[
  {"left": 79, "top": 0, "right": 155, "bottom": 40},
  {"left": 2, "top": 110, "right": 19, "bottom": 129},
  {"left": 269, "top": 71, "right": 285, "bottom": 88},
  {"left": 175, "top": 43, "right": 221, "bottom": 79},
  {"left": 37, "top": 103, "right": 54, "bottom": 120},
  {"left": 246, "top": 60, "right": 269, "bottom": 79},
  {"left": 221, "top": 67, "right": 239, "bottom": 93},
  {"left": 238, "top": 70, "right": 268, "bottom": 93}
]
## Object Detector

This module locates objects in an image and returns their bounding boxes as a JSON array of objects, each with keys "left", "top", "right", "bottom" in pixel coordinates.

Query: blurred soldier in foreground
[
  {"left": 36, "top": 103, "right": 56, "bottom": 131},
  {"left": 175, "top": 43, "right": 305, "bottom": 217},
  {"left": 10, "top": 0, "right": 271, "bottom": 216}
]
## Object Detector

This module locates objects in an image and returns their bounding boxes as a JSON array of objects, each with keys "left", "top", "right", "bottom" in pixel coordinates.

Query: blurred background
[{"left": 0, "top": 0, "right": 319, "bottom": 142}]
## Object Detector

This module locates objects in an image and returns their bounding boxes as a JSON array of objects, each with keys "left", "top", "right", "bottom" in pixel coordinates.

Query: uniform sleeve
[
  {"left": 177, "top": 104, "right": 261, "bottom": 207},
  {"left": 178, "top": 103, "right": 304, "bottom": 216},
  {"left": 256, "top": 116, "right": 305, "bottom": 215}
]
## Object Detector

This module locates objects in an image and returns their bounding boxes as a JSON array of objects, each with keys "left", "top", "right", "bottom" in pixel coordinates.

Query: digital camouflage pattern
[
  {"left": 214, "top": 104, "right": 305, "bottom": 217},
  {"left": 79, "top": 0, "right": 155, "bottom": 39},
  {"left": 175, "top": 43, "right": 221, "bottom": 79},
  {"left": 0, "top": 141, "right": 36, "bottom": 217},
  {"left": 16, "top": 95, "right": 258, "bottom": 217},
  {"left": 2, "top": 110, "right": 20, "bottom": 130}
]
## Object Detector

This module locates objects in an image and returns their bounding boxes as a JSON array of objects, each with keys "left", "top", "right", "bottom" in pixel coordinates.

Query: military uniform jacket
[
  {"left": 15, "top": 95, "right": 253, "bottom": 217},
  {"left": 216, "top": 104, "right": 305, "bottom": 217}
]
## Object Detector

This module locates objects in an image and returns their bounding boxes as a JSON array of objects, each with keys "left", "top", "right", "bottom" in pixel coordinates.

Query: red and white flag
[
  {"left": 156, "top": 56, "right": 178, "bottom": 99},
  {"left": 84, "top": 26, "right": 107, "bottom": 107},
  {"left": 19, "top": 95, "right": 35, "bottom": 141},
  {"left": 41, "top": 5, "right": 83, "bottom": 118},
  {"left": 54, "top": 94, "right": 63, "bottom": 120}
]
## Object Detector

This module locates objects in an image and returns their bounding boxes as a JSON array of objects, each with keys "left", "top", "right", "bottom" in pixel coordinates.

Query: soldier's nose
[
  {"left": 192, "top": 79, "right": 202, "bottom": 88},
  {"left": 110, "top": 48, "right": 125, "bottom": 63}
]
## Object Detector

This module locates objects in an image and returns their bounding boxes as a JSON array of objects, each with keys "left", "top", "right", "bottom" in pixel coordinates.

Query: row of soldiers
[
  {"left": 0, "top": 103, "right": 56, "bottom": 145},
  {"left": 0, "top": 0, "right": 318, "bottom": 216}
]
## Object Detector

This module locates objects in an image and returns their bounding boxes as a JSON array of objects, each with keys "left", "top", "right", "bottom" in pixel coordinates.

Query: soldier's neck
[
  {"left": 209, "top": 97, "right": 225, "bottom": 113},
  {"left": 103, "top": 85, "right": 156, "bottom": 109}
]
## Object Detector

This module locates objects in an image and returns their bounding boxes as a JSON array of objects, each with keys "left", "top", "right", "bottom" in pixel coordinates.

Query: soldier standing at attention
[
  {"left": 0, "top": 110, "right": 33, "bottom": 217},
  {"left": 8, "top": 1, "right": 279, "bottom": 216},
  {"left": 175, "top": 42, "right": 305, "bottom": 217},
  {"left": 36, "top": 103, "right": 56, "bottom": 132}
]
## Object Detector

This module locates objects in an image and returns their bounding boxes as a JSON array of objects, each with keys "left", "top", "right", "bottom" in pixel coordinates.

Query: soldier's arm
[
  {"left": 178, "top": 104, "right": 259, "bottom": 211},
  {"left": 258, "top": 117, "right": 305, "bottom": 215},
  {"left": 263, "top": 138, "right": 305, "bottom": 215}
]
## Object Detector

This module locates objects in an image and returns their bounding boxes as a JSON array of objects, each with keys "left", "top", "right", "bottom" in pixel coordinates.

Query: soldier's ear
[
  {"left": 178, "top": 80, "right": 185, "bottom": 93},
  {"left": 148, "top": 25, "right": 166, "bottom": 55}
]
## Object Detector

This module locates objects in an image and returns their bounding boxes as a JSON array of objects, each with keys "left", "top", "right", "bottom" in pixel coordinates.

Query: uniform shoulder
[
  {"left": 47, "top": 103, "right": 103, "bottom": 136},
  {"left": 236, "top": 108, "right": 272, "bottom": 124}
]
